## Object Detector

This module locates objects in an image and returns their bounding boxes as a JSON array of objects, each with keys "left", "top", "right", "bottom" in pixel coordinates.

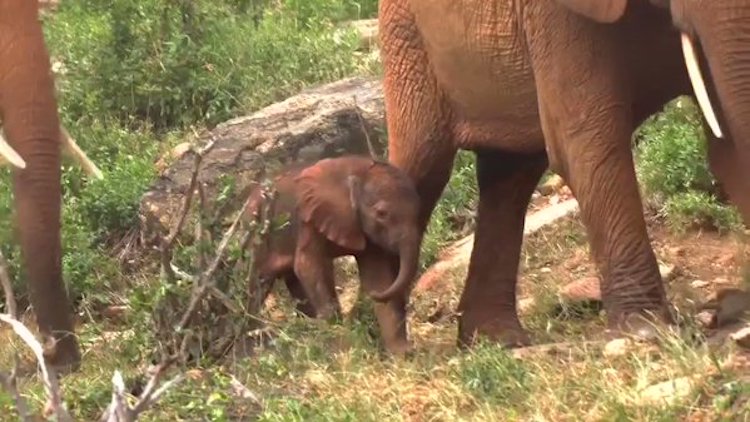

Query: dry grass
[{"left": 1, "top": 214, "right": 749, "bottom": 421}]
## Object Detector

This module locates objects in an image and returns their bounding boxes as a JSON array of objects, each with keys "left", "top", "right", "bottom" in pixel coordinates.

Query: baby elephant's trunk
[{"left": 368, "top": 233, "right": 420, "bottom": 302}]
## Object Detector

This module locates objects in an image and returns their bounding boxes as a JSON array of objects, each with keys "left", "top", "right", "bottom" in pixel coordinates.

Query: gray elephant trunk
[{"left": 368, "top": 233, "right": 420, "bottom": 302}]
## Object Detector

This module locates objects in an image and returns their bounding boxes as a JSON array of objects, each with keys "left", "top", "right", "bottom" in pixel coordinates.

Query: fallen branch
[
  {"left": 0, "top": 357, "right": 31, "bottom": 421},
  {"left": 0, "top": 249, "right": 17, "bottom": 318},
  {"left": 0, "top": 313, "right": 73, "bottom": 422}
]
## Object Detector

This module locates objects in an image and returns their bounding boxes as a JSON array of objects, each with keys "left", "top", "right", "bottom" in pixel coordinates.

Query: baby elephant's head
[
  {"left": 295, "top": 155, "right": 422, "bottom": 301},
  {"left": 347, "top": 161, "right": 420, "bottom": 254}
]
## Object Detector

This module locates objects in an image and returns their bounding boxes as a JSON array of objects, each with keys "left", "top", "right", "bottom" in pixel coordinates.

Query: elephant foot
[
  {"left": 383, "top": 337, "right": 414, "bottom": 357},
  {"left": 43, "top": 332, "right": 81, "bottom": 375},
  {"left": 605, "top": 309, "right": 676, "bottom": 342},
  {"left": 294, "top": 300, "right": 318, "bottom": 318},
  {"left": 457, "top": 313, "right": 532, "bottom": 349}
]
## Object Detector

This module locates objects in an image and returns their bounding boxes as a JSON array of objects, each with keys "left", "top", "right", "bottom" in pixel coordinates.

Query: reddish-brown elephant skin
[
  {"left": 0, "top": 1, "right": 80, "bottom": 370},
  {"left": 378, "top": 0, "right": 750, "bottom": 347},
  {"left": 243, "top": 156, "right": 421, "bottom": 355}
]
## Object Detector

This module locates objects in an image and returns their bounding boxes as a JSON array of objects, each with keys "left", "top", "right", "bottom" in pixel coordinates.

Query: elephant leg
[
  {"left": 1, "top": 0, "right": 79, "bottom": 371},
  {"left": 527, "top": 14, "right": 672, "bottom": 333},
  {"left": 380, "top": 0, "right": 456, "bottom": 232},
  {"left": 292, "top": 225, "right": 340, "bottom": 320},
  {"left": 457, "top": 150, "right": 548, "bottom": 348},
  {"left": 356, "top": 247, "right": 411, "bottom": 356},
  {"left": 283, "top": 273, "right": 317, "bottom": 318}
]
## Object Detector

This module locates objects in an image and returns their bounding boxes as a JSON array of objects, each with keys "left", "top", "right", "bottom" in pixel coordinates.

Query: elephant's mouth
[{"left": 681, "top": 33, "right": 725, "bottom": 140}]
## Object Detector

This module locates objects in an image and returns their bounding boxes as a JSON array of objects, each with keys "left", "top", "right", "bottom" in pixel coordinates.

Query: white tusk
[
  {"left": 60, "top": 126, "right": 104, "bottom": 180},
  {"left": 681, "top": 33, "right": 724, "bottom": 139},
  {"left": 0, "top": 131, "right": 27, "bottom": 169}
]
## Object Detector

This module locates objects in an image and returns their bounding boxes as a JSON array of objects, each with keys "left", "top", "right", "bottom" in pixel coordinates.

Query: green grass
[
  {"left": 4, "top": 216, "right": 749, "bottom": 421},
  {"left": 634, "top": 96, "right": 743, "bottom": 233}
]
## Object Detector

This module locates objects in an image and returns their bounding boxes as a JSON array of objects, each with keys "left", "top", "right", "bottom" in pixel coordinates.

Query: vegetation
[
  {"left": 0, "top": 0, "right": 747, "bottom": 420},
  {"left": 634, "top": 96, "right": 743, "bottom": 232}
]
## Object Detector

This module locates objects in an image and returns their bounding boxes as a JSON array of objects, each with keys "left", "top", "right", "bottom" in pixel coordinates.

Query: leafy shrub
[
  {"left": 45, "top": 0, "right": 376, "bottom": 131},
  {"left": 634, "top": 97, "right": 742, "bottom": 232}
]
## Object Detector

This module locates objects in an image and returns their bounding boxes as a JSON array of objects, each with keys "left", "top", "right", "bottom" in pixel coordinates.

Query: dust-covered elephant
[
  {"left": 377, "top": 0, "right": 750, "bottom": 347},
  {"left": 1, "top": 0, "right": 101, "bottom": 371},
  {"left": 242, "top": 155, "right": 421, "bottom": 354}
]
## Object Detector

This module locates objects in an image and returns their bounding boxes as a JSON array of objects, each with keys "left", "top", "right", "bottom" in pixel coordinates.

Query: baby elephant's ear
[{"left": 295, "top": 159, "right": 367, "bottom": 251}]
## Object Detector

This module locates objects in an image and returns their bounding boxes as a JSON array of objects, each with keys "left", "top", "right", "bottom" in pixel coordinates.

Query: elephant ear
[
  {"left": 556, "top": 0, "right": 628, "bottom": 23},
  {"left": 295, "top": 158, "right": 367, "bottom": 251}
]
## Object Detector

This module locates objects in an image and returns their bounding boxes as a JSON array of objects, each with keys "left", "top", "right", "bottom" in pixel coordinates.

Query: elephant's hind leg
[
  {"left": 457, "top": 150, "right": 548, "bottom": 348},
  {"left": 528, "top": 12, "right": 672, "bottom": 334},
  {"left": 283, "top": 273, "right": 318, "bottom": 318},
  {"left": 293, "top": 226, "right": 341, "bottom": 320}
]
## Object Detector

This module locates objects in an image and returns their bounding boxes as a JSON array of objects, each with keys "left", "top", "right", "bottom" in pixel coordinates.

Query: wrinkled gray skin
[
  {"left": 243, "top": 155, "right": 421, "bottom": 355},
  {"left": 377, "top": 0, "right": 750, "bottom": 348}
]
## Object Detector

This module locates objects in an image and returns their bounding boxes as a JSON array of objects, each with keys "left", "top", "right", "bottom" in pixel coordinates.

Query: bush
[
  {"left": 634, "top": 97, "right": 742, "bottom": 232},
  {"left": 45, "top": 0, "right": 377, "bottom": 131}
]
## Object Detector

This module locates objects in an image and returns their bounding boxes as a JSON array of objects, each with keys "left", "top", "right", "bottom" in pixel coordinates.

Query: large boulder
[{"left": 139, "top": 77, "right": 385, "bottom": 240}]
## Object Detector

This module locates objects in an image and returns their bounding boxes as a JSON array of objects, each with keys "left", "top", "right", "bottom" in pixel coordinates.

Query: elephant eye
[{"left": 374, "top": 207, "right": 389, "bottom": 221}]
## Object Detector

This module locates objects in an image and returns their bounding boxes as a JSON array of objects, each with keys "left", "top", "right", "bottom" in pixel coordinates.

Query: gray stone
[{"left": 139, "top": 77, "right": 386, "bottom": 240}]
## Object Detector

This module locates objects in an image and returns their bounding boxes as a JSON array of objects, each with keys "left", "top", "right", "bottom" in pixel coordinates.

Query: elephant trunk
[
  {"left": 688, "top": 12, "right": 750, "bottom": 222},
  {"left": 368, "top": 232, "right": 420, "bottom": 302},
  {"left": 0, "top": 0, "right": 80, "bottom": 369}
]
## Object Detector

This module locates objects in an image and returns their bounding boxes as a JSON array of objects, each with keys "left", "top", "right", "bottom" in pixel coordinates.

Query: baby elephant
[{"left": 242, "top": 155, "right": 421, "bottom": 354}]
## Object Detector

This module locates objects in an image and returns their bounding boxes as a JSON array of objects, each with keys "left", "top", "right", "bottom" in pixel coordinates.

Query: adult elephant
[
  {"left": 377, "top": 0, "right": 750, "bottom": 347},
  {"left": 1, "top": 0, "right": 101, "bottom": 371}
]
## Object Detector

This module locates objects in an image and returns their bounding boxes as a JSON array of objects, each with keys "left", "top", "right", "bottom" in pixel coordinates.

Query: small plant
[{"left": 634, "top": 96, "right": 742, "bottom": 232}]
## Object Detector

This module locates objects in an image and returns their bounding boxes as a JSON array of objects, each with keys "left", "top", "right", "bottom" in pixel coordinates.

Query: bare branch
[
  {"left": 0, "top": 358, "right": 31, "bottom": 421},
  {"left": 0, "top": 314, "right": 73, "bottom": 422},
  {"left": 229, "top": 374, "right": 263, "bottom": 407},
  {"left": 0, "top": 249, "right": 17, "bottom": 318},
  {"left": 160, "top": 136, "right": 218, "bottom": 283},
  {"left": 353, "top": 97, "right": 379, "bottom": 160},
  {"left": 174, "top": 193, "right": 255, "bottom": 334}
]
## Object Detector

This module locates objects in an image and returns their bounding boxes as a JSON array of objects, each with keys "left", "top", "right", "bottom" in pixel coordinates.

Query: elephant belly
[{"left": 410, "top": 0, "right": 543, "bottom": 150}]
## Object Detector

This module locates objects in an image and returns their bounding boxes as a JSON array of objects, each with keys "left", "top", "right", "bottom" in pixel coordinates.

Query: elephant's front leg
[
  {"left": 458, "top": 150, "right": 547, "bottom": 348},
  {"left": 283, "top": 273, "right": 318, "bottom": 318},
  {"left": 528, "top": 12, "right": 672, "bottom": 334},
  {"left": 356, "top": 247, "right": 411, "bottom": 356},
  {"left": 292, "top": 225, "right": 341, "bottom": 320}
]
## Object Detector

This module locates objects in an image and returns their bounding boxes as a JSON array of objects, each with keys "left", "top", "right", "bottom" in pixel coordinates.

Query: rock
[
  {"left": 518, "top": 297, "right": 536, "bottom": 314},
  {"left": 538, "top": 174, "right": 565, "bottom": 196},
  {"left": 560, "top": 276, "right": 601, "bottom": 303},
  {"left": 637, "top": 376, "right": 698, "bottom": 406},
  {"left": 101, "top": 305, "right": 129, "bottom": 322},
  {"left": 730, "top": 325, "right": 750, "bottom": 348},
  {"left": 659, "top": 263, "right": 676, "bottom": 281},
  {"left": 344, "top": 19, "right": 379, "bottom": 51},
  {"left": 691, "top": 279, "right": 709, "bottom": 289},
  {"left": 155, "top": 142, "right": 192, "bottom": 173},
  {"left": 414, "top": 199, "right": 579, "bottom": 293},
  {"left": 603, "top": 338, "right": 632, "bottom": 358},
  {"left": 704, "top": 288, "right": 750, "bottom": 328},
  {"left": 139, "top": 77, "right": 386, "bottom": 239},
  {"left": 511, "top": 341, "right": 602, "bottom": 360},
  {"left": 696, "top": 310, "right": 716, "bottom": 328}
]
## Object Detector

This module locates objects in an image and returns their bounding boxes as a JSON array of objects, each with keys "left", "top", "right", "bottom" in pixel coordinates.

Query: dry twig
[
  {"left": 0, "top": 313, "right": 73, "bottom": 422},
  {"left": 0, "top": 357, "right": 31, "bottom": 421},
  {"left": 353, "top": 97, "right": 379, "bottom": 160},
  {"left": 0, "top": 249, "right": 17, "bottom": 318}
]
